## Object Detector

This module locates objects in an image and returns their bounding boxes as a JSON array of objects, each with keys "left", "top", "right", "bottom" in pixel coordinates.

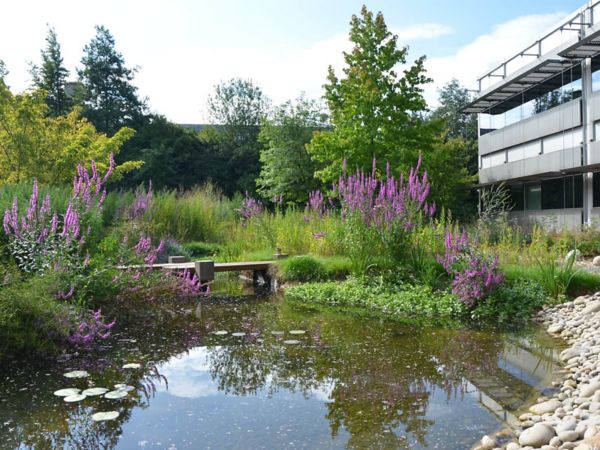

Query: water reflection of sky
[{"left": 112, "top": 344, "right": 505, "bottom": 450}]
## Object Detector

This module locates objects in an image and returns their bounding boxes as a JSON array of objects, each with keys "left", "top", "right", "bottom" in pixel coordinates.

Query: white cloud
[
  {"left": 424, "top": 12, "right": 567, "bottom": 107},
  {"left": 0, "top": 2, "right": 451, "bottom": 124},
  {"left": 395, "top": 23, "right": 452, "bottom": 41}
]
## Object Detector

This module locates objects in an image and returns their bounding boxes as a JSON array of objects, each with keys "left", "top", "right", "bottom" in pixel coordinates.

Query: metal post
[{"left": 582, "top": 55, "right": 594, "bottom": 227}]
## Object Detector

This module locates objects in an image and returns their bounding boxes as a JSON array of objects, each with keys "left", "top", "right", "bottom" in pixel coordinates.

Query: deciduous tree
[
  {"left": 257, "top": 95, "right": 327, "bottom": 204},
  {"left": 307, "top": 6, "right": 440, "bottom": 183}
]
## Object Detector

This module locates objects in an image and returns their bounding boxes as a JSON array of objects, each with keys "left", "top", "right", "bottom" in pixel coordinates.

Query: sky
[{"left": 0, "top": 0, "right": 587, "bottom": 123}]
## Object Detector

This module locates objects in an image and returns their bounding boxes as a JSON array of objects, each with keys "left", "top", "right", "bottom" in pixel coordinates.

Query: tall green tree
[
  {"left": 203, "top": 78, "right": 270, "bottom": 195},
  {"left": 30, "top": 27, "right": 71, "bottom": 116},
  {"left": 429, "top": 79, "right": 479, "bottom": 219},
  {"left": 430, "top": 79, "right": 478, "bottom": 176},
  {"left": 430, "top": 79, "right": 477, "bottom": 142},
  {"left": 77, "top": 25, "right": 146, "bottom": 135},
  {"left": 257, "top": 95, "right": 327, "bottom": 204},
  {"left": 307, "top": 5, "right": 440, "bottom": 183},
  {"left": 117, "top": 116, "right": 217, "bottom": 190}
]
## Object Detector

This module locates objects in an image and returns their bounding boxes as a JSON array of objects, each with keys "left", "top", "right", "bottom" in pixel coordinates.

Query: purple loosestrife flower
[
  {"left": 68, "top": 309, "right": 116, "bottom": 349},
  {"left": 238, "top": 193, "right": 263, "bottom": 224},
  {"left": 437, "top": 228, "right": 504, "bottom": 306}
]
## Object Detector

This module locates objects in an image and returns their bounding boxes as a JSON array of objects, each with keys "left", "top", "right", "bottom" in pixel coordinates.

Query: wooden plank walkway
[{"left": 119, "top": 259, "right": 275, "bottom": 283}]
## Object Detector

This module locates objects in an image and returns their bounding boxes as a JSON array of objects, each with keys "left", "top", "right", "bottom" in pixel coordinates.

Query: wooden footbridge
[{"left": 121, "top": 256, "right": 277, "bottom": 284}]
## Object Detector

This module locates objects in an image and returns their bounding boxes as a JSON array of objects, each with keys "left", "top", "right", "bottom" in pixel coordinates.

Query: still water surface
[{"left": 0, "top": 289, "right": 561, "bottom": 449}]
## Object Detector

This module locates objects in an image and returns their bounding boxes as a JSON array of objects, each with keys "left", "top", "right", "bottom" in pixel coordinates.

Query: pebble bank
[{"left": 475, "top": 294, "right": 600, "bottom": 450}]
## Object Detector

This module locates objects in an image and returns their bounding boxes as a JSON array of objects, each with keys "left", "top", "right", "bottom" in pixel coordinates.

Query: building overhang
[{"left": 463, "top": 3, "right": 600, "bottom": 115}]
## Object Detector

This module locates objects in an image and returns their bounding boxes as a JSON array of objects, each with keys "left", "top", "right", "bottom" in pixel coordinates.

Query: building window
[
  {"left": 594, "top": 173, "right": 600, "bottom": 207},
  {"left": 525, "top": 184, "right": 542, "bottom": 211},
  {"left": 573, "top": 175, "right": 583, "bottom": 209},
  {"left": 510, "top": 185, "right": 524, "bottom": 211},
  {"left": 542, "top": 178, "right": 563, "bottom": 209}
]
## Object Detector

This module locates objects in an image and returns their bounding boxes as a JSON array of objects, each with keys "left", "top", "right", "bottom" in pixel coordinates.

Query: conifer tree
[{"left": 31, "top": 27, "right": 71, "bottom": 116}]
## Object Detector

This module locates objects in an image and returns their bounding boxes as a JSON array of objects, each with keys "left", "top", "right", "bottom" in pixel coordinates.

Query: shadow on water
[{"left": 0, "top": 281, "right": 563, "bottom": 450}]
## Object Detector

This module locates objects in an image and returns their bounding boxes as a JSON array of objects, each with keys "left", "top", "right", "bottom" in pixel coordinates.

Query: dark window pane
[
  {"left": 565, "top": 176, "right": 574, "bottom": 209},
  {"left": 525, "top": 184, "right": 542, "bottom": 211},
  {"left": 542, "top": 178, "right": 564, "bottom": 209},
  {"left": 594, "top": 173, "right": 600, "bottom": 208},
  {"left": 574, "top": 175, "right": 583, "bottom": 208},
  {"left": 510, "top": 185, "right": 524, "bottom": 211}
]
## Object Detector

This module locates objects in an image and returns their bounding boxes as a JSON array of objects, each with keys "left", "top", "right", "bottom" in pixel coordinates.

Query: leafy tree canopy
[
  {"left": 203, "top": 78, "right": 271, "bottom": 195},
  {"left": 257, "top": 95, "right": 328, "bottom": 204},
  {"left": 117, "top": 116, "right": 217, "bottom": 190},
  {"left": 77, "top": 25, "right": 146, "bottom": 135},
  {"left": 30, "top": 26, "right": 71, "bottom": 116},
  {"left": 307, "top": 5, "right": 441, "bottom": 183},
  {"left": 0, "top": 79, "right": 140, "bottom": 185}
]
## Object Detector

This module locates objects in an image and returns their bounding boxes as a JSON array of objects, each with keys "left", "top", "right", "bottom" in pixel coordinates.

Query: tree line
[{"left": 0, "top": 6, "right": 478, "bottom": 218}]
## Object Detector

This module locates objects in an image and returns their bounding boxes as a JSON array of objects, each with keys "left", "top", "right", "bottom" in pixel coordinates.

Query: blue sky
[{"left": 0, "top": 0, "right": 586, "bottom": 122}]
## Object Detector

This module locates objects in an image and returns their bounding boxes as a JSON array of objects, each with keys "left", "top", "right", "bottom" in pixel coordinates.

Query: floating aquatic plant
[
  {"left": 105, "top": 390, "right": 128, "bottom": 399},
  {"left": 82, "top": 388, "right": 109, "bottom": 396},
  {"left": 53, "top": 388, "right": 81, "bottom": 397},
  {"left": 63, "top": 370, "right": 89, "bottom": 379},
  {"left": 122, "top": 363, "right": 142, "bottom": 369},
  {"left": 92, "top": 411, "right": 120, "bottom": 422},
  {"left": 64, "top": 394, "right": 87, "bottom": 402}
]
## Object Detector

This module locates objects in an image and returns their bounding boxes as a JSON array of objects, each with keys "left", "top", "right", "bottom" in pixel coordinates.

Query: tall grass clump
[{"left": 150, "top": 184, "right": 236, "bottom": 242}]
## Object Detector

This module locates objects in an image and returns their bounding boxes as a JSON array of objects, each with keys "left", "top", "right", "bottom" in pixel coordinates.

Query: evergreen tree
[
  {"left": 77, "top": 25, "right": 146, "bottom": 135},
  {"left": 31, "top": 27, "right": 71, "bottom": 116},
  {"left": 307, "top": 6, "right": 440, "bottom": 183}
]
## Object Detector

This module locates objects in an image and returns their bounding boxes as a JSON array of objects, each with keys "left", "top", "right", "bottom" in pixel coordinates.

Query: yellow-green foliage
[{"left": 0, "top": 81, "right": 140, "bottom": 185}]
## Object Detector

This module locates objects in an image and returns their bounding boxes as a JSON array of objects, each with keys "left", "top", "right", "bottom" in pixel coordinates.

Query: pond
[{"left": 0, "top": 287, "right": 562, "bottom": 450}]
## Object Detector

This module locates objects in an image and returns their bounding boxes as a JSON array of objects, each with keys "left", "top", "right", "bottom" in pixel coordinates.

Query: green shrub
[
  {"left": 472, "top": 279, "right": 547, "bottom": 323},
  {"left": 503, "top": 262, "right": 600, "bottom": 298},
  {"left": 184, "top": 241, "right": 221, "bottom": 258},
  {"left": 278, "top": 256, "right": 326, "bottom": 282},
  {"left": 285, "top": 277, "right": 466, "bottom": 319},
  {"left": 322, "top": 256, "right": 352, "bottom": 280},
  {"left": 0, "top": 271, "right": 73, "bottom": 357}
]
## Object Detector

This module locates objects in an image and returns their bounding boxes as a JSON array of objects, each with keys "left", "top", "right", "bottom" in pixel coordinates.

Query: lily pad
[
  {"left": 64, "top": 394, "right": 87, "bottom": 402},
  {"left": 53, "top": 388, "right": 81, "bottom": 397},
  {"left": 82, "top": 388, "right": 109, "bottom": 396},
  {"left": 92, "top": 411, "right": 120, "bottom": 422},
  {"left": 283, "top": 340, "right": 301, "bottom": 345},
  {"left": 213, "top": 330, "right": 228, "bottom": 336},
  {"left": 289, "top": 330, "right": 306, "bottom": 335},
  {"left": 105, "top": 390, "right": 128, "bottom": 399},
  {"left": 122, "top": 363, "right": 142, "bottom": 369},
  {"left": 115, "top": 385, "right": 135, "bottom": 392},
  {"left": 271, "top": 331, "right": 284, "bottom": 336},
  {"left": 63, "top": 370, "right": 89, "bottom": 379},
  {"left": 231, "top": 332, "right": 246, "bottom": 337}
]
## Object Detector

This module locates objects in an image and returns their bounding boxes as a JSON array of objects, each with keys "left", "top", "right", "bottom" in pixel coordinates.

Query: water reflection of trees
[
  {"left": 0, "top": 296, "right": 554, "bottom": 450},
  {"left": 199, "top": 300, "right": 512, "bottom": 449},
  {"left": 1, "top": 311, "right": 208, "bottom": 450}
]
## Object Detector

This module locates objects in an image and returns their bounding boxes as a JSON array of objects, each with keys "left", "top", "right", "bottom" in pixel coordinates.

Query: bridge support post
[
  {"left": 195, "top": 260, "right": 215, "bottom": 283},
  {"left": 168, "top": 256, "right": 189, "bottom": 264}
]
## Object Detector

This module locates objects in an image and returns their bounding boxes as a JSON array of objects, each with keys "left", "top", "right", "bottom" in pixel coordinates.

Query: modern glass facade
[{"left": 509, "top": 175, "right": 584, "bottom": 211}]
